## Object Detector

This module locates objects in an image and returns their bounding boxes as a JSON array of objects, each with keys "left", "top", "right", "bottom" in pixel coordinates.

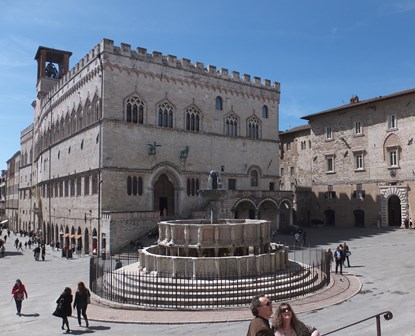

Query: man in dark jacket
[{"left": 246, "top": 295, "right": 274, "bottom": 336}]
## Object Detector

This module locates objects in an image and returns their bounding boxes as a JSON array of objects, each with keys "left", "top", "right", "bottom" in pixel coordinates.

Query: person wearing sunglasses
[
  {"left": 272, "top": 303, "right": 320, "bottom": 336},
  {"left": 246, "top": 294, "right": 274, "bottom": 336}
]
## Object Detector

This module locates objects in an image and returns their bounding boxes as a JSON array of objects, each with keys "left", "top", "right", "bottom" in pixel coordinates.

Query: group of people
[
  {"left": 246, "top": 295, "right": 320, "bottom": 336},
  {"left": 327, "top": 242, "right": 351, "bottom": 275},
  {"left": 11, "top": 279, "right": 91, "bottom": 333}
]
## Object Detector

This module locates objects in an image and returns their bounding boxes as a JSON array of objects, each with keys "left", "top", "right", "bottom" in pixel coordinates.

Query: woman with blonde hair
[
  {"left": 73, "top": 281, "right": 91, "bottom": 327},
  {"left": 272, "top": 302, "right": 320, "bottom": 336}
]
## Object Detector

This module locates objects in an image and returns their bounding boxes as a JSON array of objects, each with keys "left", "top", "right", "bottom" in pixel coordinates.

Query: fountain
[{"left": 99, "top": 172, "right": 327, "bottom": 308}]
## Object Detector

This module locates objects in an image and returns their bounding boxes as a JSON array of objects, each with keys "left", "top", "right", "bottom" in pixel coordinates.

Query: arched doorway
[
  {"left": 258, "top": 199, "right": 278, "bottom": 229},
  {"left": 279, "top": 200, "right": 292, "bottom": 229},
  {"left": 234, "top": 200, "right": 256, "bottom": 219},
  {"left": 354, "top": 209, "right": 365, "bottom": 227},
  {"left": 324, "top": 209, "right": 335, "bottom": 227},
  {"left": 388, "top": 195, "right": 401, "bottom": 226},
  {"left": 153, "top": 174, "right": 175, "bottom": 216}
]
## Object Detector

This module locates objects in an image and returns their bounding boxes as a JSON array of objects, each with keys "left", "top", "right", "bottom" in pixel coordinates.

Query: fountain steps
[{"left": 101, "top": 267, "right": 325, "bottom": 307}]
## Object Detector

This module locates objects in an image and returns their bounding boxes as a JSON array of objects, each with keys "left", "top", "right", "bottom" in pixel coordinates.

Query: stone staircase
[{"left": 100, "top": 261, "right": 327, "bottom": 309}]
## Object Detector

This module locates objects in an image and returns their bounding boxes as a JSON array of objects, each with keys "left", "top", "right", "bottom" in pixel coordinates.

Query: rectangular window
[
  {"left": 290, "top": 167, "right": 294, "bottom": 176},
  {"left": 325, "top": 127, "right": 333, "bottom": 140},
  {"left": 389, "top": 149, "right": 398, "bottom": 167},
  {"left": 280, "top": 168, "right": 284, "bottom": 176},
  {"left": 84, "top": 175, "right": 90, "bottom": 195},
  {"left": 355, "top": 153, "right": 364, "bottom": 170},
  {"left": 228, "top": 178, "right": 236, "bottom": 190},
  {"left": 388, "top": 115, "right": 397, "bottom": 129},
  {"left": 326, "top": 156, "right": 335, "bottom": 173},
  {"left": 77, "top": 177, "right": 82, "bottom": 196},
  {"left": 269, "top": 182, "right": 275, "bottom": 191},
  {"left": 354, "top": 121, "right": 362, "bottom": 135},
  {"left": 64, "top": 180, "right": 69, "bottom": 197},
  {"left": 70, "top": 178, "right": 75, "bottom": 197},
  {"left": 92, "top": 174, "right": 98, "bottom": 194}
]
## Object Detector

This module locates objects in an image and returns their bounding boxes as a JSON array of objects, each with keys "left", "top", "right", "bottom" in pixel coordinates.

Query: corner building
[
  {"left": 31, "top": 39, "right": 292, "bottom": 254},
  {"left": 296, "top": 91, "right": 415, "bottom": 228}
]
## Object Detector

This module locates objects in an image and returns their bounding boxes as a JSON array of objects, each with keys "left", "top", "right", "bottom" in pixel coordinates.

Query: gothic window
[
  {"left": 126, "top": 96, "right": 144, "bottom": 124},
  {"left": 71, "top": 109, "right": 76, "bottom": 134},
  {"left": 187, "top": 178, "right": 200, "bottom": 196},
  {"left": 185, "top": 106, "right": 201, "bottom": 131},
  {"left": 77, "top": 105, "right": 83, "bottom": 130},
  {"left": 225, "top": 114, "right": 238, "bottom": 136},
  {"left": 158, "top": 102, "right": 173, "bottom": 128},
  {"left": 247, "top": 116, "right": 260, "bottom": 139},
  {"left": 215, "top": 96, "right": 223, "bottom": 110},
  {"left": 262, "top": 105, "right": 269, "bottom": 118}
]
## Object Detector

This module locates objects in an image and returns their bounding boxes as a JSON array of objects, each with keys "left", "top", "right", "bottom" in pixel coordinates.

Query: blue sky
[{"left": 1, "top": 0, "right": 415, "bottom": 170}]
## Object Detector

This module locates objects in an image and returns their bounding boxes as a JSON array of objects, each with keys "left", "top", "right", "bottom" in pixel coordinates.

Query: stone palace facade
[{"left": 5, "top": 39, "right": 294, "bottom": 254}]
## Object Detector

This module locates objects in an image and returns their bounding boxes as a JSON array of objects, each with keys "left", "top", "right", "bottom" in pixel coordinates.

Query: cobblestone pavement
[{"left": 1, "top": 227, "right": 414, "bottom": 335}]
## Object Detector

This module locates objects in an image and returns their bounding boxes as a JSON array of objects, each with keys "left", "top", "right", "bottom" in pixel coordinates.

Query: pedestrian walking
[
  {"left": 1, "top": 245, "right": 5, "bottom": 257},
  {"left": 41, "top": 245, "right": 46, "bottom": 261},
  {"left": 246, "top": 294, "right": 274, "bottom": 336},
  {"left": 334, "top": 245, "right": 344, "bottom": 275},
  {"left": 343, "top": 242, "right": 351, "bottom": 267},
  {"left": 24, "top": 241, "right": 28, "bottom": 249},
  {"left": 3, "top": 234, "right": 7, "bottom": 242},
  {"left": 18, "top": 242, "right": 24, "bottom": 251},
  {"left": 33, "top": 246, "right": 40, "bottom": 261},
  {"left": 73, "top": 281, "right": 91, "bottom": 327},
  {"left": 14, "top": 238, "right": 19, "bottom": 249},
  {"left": 28, "top": 240, "right": 32, "bottom": 249},
  {"left": 11, "top": 279, "right": 28, "bottom": 316},
  {"left": 54, "top": 287, "right": 73, "bottom": 333}
]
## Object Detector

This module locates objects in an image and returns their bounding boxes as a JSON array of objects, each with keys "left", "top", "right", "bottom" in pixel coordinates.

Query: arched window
[
  {"left": 158, "top": 102, "right": 173, "bottom": 128},
  {"left": 250, "top": 170, "right": 258, "bottom": 187},
  {"left": 185, "top": 106, "right": 201, "bottom": 131},
  {"left": 225, "top": 114, "right": 238, "bottom": 136},
  {"left": 126, "top": 96, "right": 144, "bottom": 124},
  {"left": 247, "top": 117, "right": 260, "bottom": 139},
  {"left": 127, "top": 176, "right": 132, "bottom": 195},
  {"left": 215, "top": 96, "right": 223, "bottom": 110},
  {"left": 262, "top": 105, "right": 269, "bottom": 118},
  {"left": 77, "top": 105, "right": 83, "bottom": 130}
]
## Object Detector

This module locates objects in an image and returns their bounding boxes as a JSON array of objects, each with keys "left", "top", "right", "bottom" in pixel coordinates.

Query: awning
[
  {"left": 0, "top": 220, "right": 8, "bottom": 224},
  {"left": 74, "top": 235, "right": 82, "bottom": 239},
  {"left": 62, "top": 233, "right": 70, "bottom": 238}
]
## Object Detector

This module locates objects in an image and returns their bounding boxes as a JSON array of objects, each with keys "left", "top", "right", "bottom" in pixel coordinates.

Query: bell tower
[{"left": 34, "top": 46, "right": 72, "bottom": 98}]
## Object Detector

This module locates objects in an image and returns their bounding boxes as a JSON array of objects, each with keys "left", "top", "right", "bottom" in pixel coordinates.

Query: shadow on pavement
[
  {"left": 20, "top": 313, "right": 40, "bottom": 317},
  {"left": 277, "top": 227, "right": 401, "bottom": 248},
  {"left": 87, "top": 326, "right": 111, "bottom": 331}
]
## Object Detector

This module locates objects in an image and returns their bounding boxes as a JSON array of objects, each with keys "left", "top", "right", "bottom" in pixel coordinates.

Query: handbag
[{"left": 52, "top": 298, "right": 64, "bottom": 317}]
